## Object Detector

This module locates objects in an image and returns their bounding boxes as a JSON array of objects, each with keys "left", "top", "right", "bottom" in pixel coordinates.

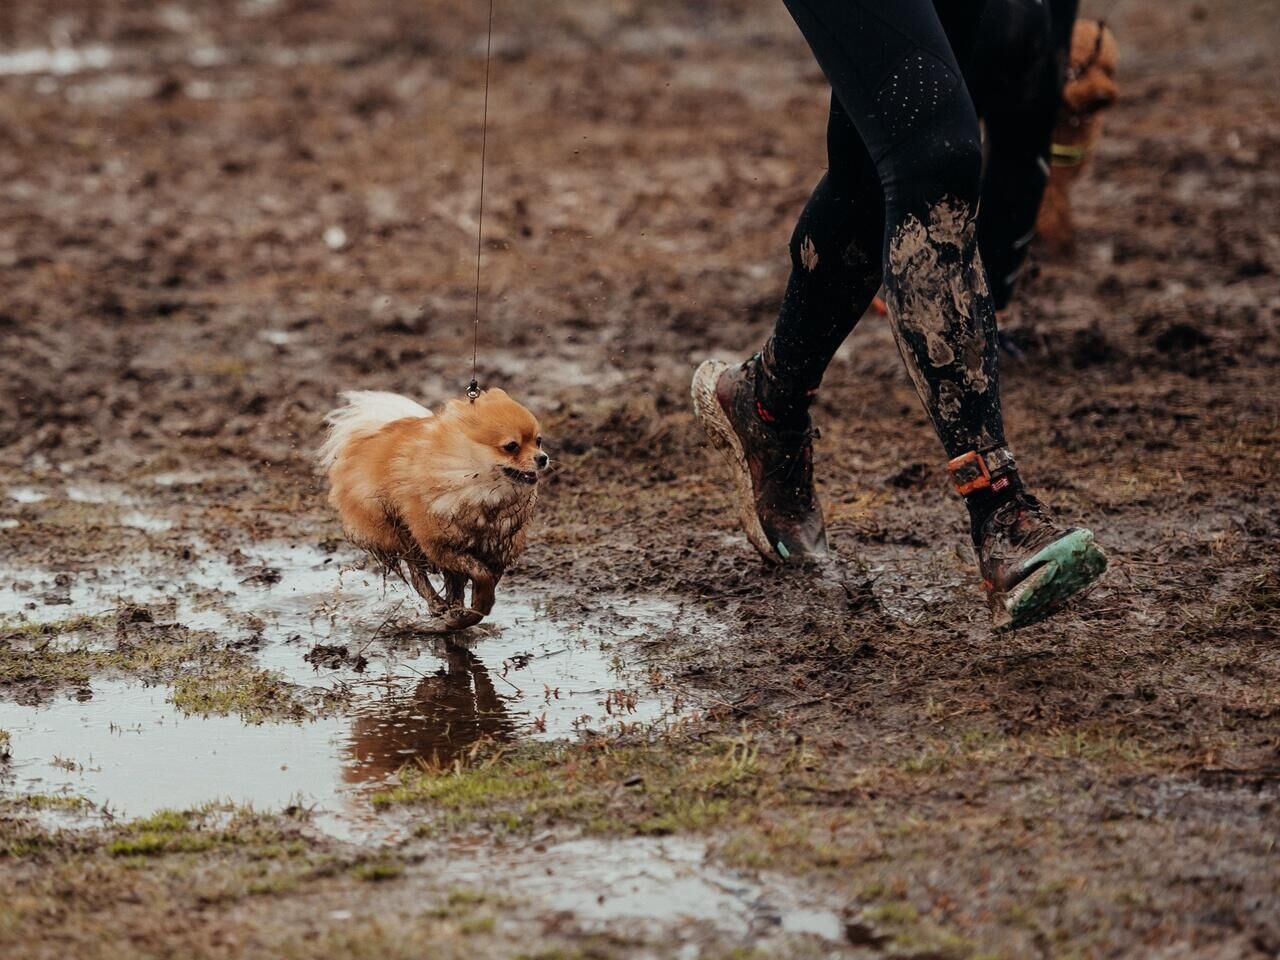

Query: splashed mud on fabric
[
  {"left": 884, "top": 198, "right": 1003, "bottom": 449},
  {"left": 800, "top": 235, "right": 819, "bottom": 271}
]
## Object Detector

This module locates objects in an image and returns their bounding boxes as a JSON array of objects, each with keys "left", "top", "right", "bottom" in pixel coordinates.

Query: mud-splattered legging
[{"left": 762, "top": 0, "right": 1024, "bottom": 459}]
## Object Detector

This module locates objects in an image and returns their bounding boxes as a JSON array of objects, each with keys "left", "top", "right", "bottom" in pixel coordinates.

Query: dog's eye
[{"left": 502, "top": 441, "right": 520, "bottom": 454}]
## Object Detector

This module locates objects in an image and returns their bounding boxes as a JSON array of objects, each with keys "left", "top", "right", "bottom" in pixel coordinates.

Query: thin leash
[{"left": 468, "top": 0, "right": 497, "bottom": 403}]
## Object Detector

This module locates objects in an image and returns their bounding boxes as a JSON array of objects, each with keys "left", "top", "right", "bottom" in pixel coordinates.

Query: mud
[{"left": 2, "top": 1, "right": 1279, "bottom": 957}]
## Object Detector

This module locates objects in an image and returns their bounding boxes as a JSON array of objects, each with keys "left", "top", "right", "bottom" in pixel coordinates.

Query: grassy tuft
[
  {"left": 170, "top": 666, "right": 311, "bottom": 723},
  {"left": 351, "top": 861, "right": 404, "bottom": 882},
  {"left": 374, "top": 735, "right": 763, "bottom": 838}
]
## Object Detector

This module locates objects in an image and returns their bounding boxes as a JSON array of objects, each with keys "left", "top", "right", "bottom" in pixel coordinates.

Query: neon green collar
[{"left": 1050, "top": 142, "right": 1089, "bottom": 167}]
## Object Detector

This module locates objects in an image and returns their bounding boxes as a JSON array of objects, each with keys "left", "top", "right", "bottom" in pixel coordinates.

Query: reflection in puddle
[
  {"left": 0, "top": 542, "right": 709, "bottom": 839},
  {"left": 346, "top": 644, "right": 516, "bottom": 782},
  {"left": 444, "top": 836, "right": 846, "bottom": 944}
]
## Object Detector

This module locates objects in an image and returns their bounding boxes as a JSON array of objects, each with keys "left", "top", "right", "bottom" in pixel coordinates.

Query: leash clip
[{"left": 467, "top": 378, "right": 481, "bottom": 401}]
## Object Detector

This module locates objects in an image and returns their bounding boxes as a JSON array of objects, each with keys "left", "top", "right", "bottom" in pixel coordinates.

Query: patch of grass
[
  {"left": 376, "top": 735, "right": 763, "bottom": 838},
  {"left": 717, "top": 816, "right": 858, "bottom": 874},
  {"left": 0, "top": 614, "right": 112, "bottom": 644},
  {"left": 0, "top": 612, "right": 335, "bottom": 722},
  {"left": 891, "top": 727, "right": 1173, "bottom": 780},
  {"left": 1040, "top": 731, "right": 1159, "bottom": 766},
  {"left": 104, "top": 804, "right": 307, "bottom": 858},
  {"left": 14, "top": 793, "right": 90, "bottom": 812},
  {"left": 899, "top": 730, "right": 1007, "bottom": 776},
  {"left": 459, "top": 915, "right": 495, "bottom": 935},
  {"left": 351, "top": 860, "right": 404, "bottom": 882},
  {"left": 171, "top": 665, "right": 311, "bottom": 723},
  {"left": 108, "top": 831, "right": 214, "bottom": 857},
  {"left": 857, "top": 901, "right": 976, "bottom": 959},
  {"left": 863, "top": 901, "right": 919, "bottom": 925},
  {"left": 447, "top": 888, "right": 490, "bottom": 907},
  {"left": 0, "top": 620, "right": 200, "bottom": 688}
]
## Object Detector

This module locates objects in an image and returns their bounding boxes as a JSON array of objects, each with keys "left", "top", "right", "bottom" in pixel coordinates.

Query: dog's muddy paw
[
  {"left": 443, "top": 607, "right": 485, "bottom": 630},
  {"left": 418, "top": 607, "right": 485, "bottom": 633}
]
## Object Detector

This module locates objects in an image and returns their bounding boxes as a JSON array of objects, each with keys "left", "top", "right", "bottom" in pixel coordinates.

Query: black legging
[
  {"left": 762, "top": 0, "right": 1066, "bottom": 459},
  {"left": 971, "top": 0, "right": 1078, "bottom": 310}
]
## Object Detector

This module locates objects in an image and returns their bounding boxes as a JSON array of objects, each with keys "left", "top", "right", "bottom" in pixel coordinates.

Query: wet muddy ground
[{"left": 1, "top": 1, "right": 1278, "bottom": 957}]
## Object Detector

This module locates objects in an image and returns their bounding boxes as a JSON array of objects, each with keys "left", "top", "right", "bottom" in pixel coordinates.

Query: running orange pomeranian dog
[{"left": 318, "top": 388, "right": 548, "bottom": 630}]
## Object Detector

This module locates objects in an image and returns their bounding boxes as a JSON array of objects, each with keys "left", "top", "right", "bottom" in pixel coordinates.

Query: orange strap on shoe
[{"left": 948, "top": 447, "right": 1017, "bottom": 496}]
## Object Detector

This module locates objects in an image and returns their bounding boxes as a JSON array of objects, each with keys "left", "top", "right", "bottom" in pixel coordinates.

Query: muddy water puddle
[
  {"left": 440, "top": 835, "right": 848, "bottom": 948},
  {"left": 0, "top": 539, "right": 710, "bottom": 840}
]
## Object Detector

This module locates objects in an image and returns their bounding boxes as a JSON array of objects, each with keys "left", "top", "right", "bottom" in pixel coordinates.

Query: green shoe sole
[{"left": 997, "top": 529, "right": 1108, "bottom": 631}]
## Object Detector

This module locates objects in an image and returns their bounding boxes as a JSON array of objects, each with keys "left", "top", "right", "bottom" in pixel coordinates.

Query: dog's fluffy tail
[{"left": 317, "top": 391, "right": 432, "bottom": 471}]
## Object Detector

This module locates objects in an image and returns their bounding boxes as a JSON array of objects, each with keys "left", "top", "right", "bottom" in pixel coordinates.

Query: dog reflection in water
[{"left": 344, "top": 640, "right": 516, "bottom": 784}]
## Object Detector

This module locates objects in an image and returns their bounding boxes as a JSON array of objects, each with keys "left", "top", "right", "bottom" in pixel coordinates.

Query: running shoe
[
  {"left": 691, "top": 357, "right": 828, "bottom": 563},
  {"left": 977, "top": 493, "right": 1107, "bottom": 630}
]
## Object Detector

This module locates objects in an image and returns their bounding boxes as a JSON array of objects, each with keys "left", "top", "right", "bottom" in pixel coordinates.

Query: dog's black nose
[{"left": 535, "top": 452, "right": 549, "bottom": 469}]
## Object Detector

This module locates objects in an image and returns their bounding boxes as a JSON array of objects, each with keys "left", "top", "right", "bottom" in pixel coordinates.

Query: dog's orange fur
[
  {"left": 321, "top": 388, "right": 545, "bottom": 629},
  {"left": 1036, "top": 19, "right": 1119, "bottom": 255}
]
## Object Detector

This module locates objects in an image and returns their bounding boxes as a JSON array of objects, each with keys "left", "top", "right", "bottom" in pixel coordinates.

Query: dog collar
[{"left": 1050, "top": 142, "right": 1089, "bottom": 167}]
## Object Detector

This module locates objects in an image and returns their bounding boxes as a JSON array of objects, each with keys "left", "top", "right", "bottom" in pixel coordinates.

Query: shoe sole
[
  {"left": 691, "top": 359, "right": 782, "bottom": 564},
  {"left": 997, "top": 528, "right": 1108, "bottom": 631}
]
